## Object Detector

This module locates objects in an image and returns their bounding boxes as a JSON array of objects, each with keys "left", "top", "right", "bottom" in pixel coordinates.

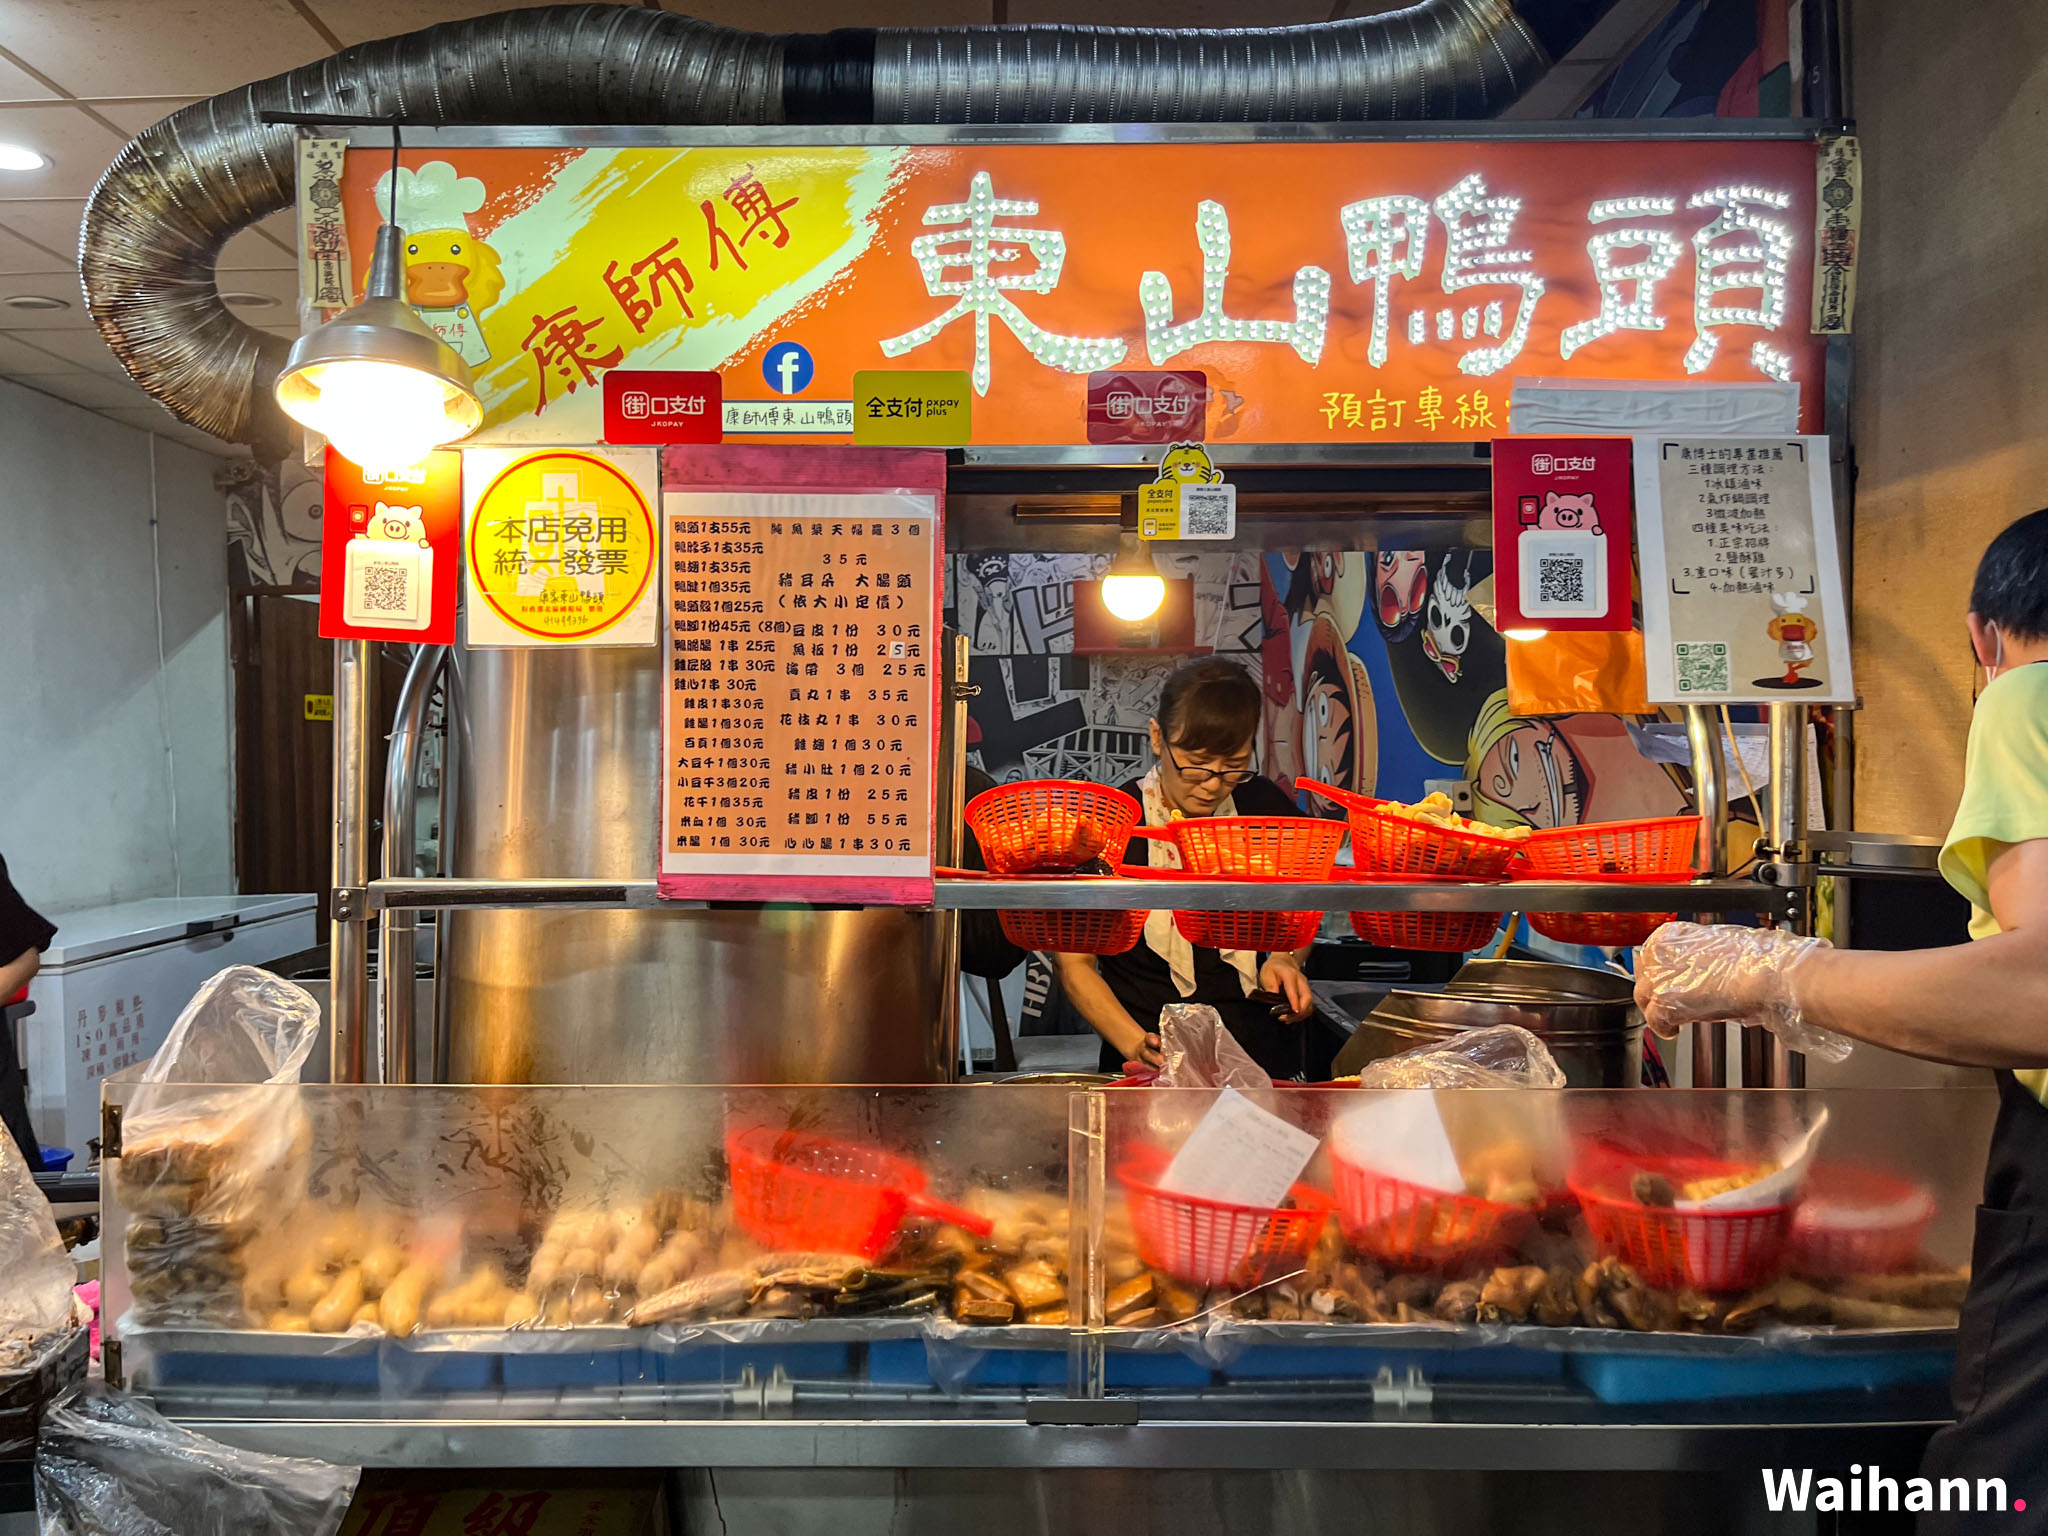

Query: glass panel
[
  {"left": 102, "top": 1082, "right": 1078, "bottom": 1420},
  {"left": 1087, "top": 1085, "right": 1993, "bottom": 1425}
]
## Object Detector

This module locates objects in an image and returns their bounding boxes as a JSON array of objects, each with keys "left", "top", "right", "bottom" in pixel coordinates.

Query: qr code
[
  {"left": 1178, "top": 484, "right": 1235, "bottom": 539},
  {"left": 1536, "top": 554, "right": 1587, "bottom": 606},
  {"left": 1674, "top": 641, "right": 1731, "bottom": 695},
  {"left": 359, "top": 565, "right": 410, "bottom": 613}
]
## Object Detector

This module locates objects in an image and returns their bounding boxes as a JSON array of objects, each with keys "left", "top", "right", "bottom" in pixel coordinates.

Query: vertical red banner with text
[
  {"left": 318, "top": 449, "right": 463, "bottom": 642},
  {"left": 1491, "top": 438, "right": 1635, "bottom": 634}
]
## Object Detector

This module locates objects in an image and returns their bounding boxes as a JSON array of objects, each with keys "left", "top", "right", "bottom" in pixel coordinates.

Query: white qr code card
[
  {"left": 1518, "top": 529, "right": 1606, "bottom": 618},
  {"left": 1177, "top": 482, "right": 1236, "bottom": 540},
  {"left": 343, "top": 539, "right": 433, "bottom": 631}
]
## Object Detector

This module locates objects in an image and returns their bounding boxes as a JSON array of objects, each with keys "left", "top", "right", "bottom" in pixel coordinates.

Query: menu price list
[{"left": 660, "top": 495, "right": 939, "bottom": 899}]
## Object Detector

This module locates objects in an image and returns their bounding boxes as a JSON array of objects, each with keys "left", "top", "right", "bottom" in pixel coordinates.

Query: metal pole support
[
  {"left": 1683, "top": 705, "right": 1731, "bottom": 1089},
  {"left": 330, "top": 639, "right": 374, "bottom": 1085},
  {"left": 380, "top": 645, "right": 445, "bottom": 1085}
]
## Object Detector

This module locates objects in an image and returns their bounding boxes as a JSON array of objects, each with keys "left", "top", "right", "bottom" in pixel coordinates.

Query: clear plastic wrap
[
  {"left": 34, "top": 1383, "right": 358, "bottom": 1536},
  {"left": 117, "top": 967, "right": 323, "bottom": 1328},
  {"left": 1354, "top": 1025, "right": 1569, "bottom": 1090},
  {"left": 1154, "top": 1003, "right": 1271, "bottom": 1091},
  {"left": 0, "top": 1104, "right": 75, "bottom": 1338},
  {"left": 1634, "top": 921, "right": 1852, "bottom": 1063}
]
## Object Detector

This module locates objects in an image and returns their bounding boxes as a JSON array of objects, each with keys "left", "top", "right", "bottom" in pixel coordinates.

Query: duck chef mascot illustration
[
  {"left": 374, "top": 161, "right": 504, "bottom": 368},
  {"left": 1763, "top": 590, "right": 1822, "bottom": 689}
]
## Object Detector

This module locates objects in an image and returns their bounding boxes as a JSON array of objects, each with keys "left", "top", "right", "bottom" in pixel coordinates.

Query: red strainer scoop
[{"left": 726, "top": 1128, "right": 994, "bottom": 1260}]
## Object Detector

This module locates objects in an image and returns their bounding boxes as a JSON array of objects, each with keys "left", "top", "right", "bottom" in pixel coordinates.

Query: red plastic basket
[
  {"left": 1569, "top": 1156, "right": 1796, "bottom": 1292},
  {"left": 1519, "top": 816, "right": 1703, "bottom": 877},
  {"left": 1348, "top": 908, "right": 1505, "bottom": 953},
  {"left": 1329, "top": 1149, "right": 1535, "bottom": 1271},
  {"left": 1119, "top": 1154, "right": 1333, "bottom": 1289},
  {"left": 1174, "top": 906, "right": 1323, "bottom": 952},
  {"left": 998, "top": 907, "right": 1147, "bottom": 955},
  {"left": 1788, "top": 1165, "right": 1936, "bottom": 1279},
  {"left": 1138, "top": 816, "right": 1347, "bottom": 879},
  {"left": 1300, "top": 779, "right": 1525, "bottom": 879},
  {"left": 1528, "top": 911, "right": 1675, "bottom": 947},
  {"left": 727, "top": 1128, "right": 994, "bottom": 1261},
  {"left": 964, "top": 779, "right": 1143, "bottom": 875}
]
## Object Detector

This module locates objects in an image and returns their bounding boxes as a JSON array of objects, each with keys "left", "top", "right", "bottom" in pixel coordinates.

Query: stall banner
[
  {"left": 318, "top": 448, "right": 461, "bottom": 642},
  {"left": 1633, "top": 435, "right": 1853, "bottom": 704},
  {"left": 310, "top": 137, "right": 1827, "bottom": 446},
  {"left": 462, "top": 446, "right": 661, "bottom": 647},
  {"left": 1490, "top": 437, "right": 1634, "bottom": 633},
  {"left": 656, "top": 447, "right": 945, "bottom": 906}
]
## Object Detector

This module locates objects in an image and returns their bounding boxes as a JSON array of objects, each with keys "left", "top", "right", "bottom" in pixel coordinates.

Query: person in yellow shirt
[{"left": 1638, "top": 506, "right": 2048, "bottom": 1531}]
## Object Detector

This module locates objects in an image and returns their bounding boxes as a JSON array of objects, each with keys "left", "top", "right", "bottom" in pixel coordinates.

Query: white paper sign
[
  {"left": 1159, "top": 1088, "right": 1320, "bottom": 1209},
  {"left": 1633, "top": 435, "right": 1854, "bottom": 704},
  {"left": 1177, "top": 482, "right": 1237, "bottom": 540},
  {"left": 1330, "top": 1093, "right": 1464, "bottom": 1195}
]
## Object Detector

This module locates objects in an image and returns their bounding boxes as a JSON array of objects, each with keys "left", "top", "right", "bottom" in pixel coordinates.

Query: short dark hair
[
  {"left": 1156, "top": 658, "right": 1261, "bottom": 757},
  {"left": 1971, "top": 508, "right": 2048, "bottom": 639}
]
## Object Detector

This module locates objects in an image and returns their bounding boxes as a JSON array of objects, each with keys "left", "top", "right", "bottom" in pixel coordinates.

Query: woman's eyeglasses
[{"left": 1164, "top": 746, "right": 1257, "bottom": 788}]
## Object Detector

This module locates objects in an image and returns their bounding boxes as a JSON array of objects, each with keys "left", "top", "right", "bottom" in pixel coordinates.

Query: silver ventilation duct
[{"left": 79, "top": 0, "right": 1602, "bottom": 452}]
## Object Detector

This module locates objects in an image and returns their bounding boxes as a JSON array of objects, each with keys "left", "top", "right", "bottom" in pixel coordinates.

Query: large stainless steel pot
[
  {"left": 444, "top": 644, "right": 948, "bottom": 1085},
  {"left": 1336, "top": 987, "right": 1642, "bottom": 1089}
]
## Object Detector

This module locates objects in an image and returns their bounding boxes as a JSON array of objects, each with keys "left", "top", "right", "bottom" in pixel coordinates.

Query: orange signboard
[{"left": 314, "top": 134, "right": 1826, "bottom": 446}]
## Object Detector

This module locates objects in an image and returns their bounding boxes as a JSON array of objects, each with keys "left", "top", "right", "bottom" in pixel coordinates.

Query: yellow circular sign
[{"left": 468, "top": 451, "right": 655, "bottom": 641}]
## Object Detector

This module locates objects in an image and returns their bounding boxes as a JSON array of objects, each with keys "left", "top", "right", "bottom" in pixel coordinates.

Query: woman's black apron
[{"left": 1920, "top": 1069, "right": 2048, "bottom": 1531}]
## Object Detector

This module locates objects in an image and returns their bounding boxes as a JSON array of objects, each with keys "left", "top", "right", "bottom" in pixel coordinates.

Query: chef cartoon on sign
[
  {"left": 1760, "top": 590, "right": 1823, "bottom": 689},
  {"left": 374, "top": 161, "right": 504, "bottom": 367}
]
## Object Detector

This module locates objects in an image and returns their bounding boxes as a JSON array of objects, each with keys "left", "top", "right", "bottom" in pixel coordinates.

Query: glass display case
[{"left": 101, "top": 1078, "right": 1994, "bottom": 1441}]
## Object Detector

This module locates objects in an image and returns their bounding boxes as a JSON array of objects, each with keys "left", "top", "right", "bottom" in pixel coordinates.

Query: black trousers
[
  {"left": 1920, "top": 1071, "right": 2048, "bottom": 1532},
  {"left": 0, "top": 1010, "right": 42, "bottom": 1173}
]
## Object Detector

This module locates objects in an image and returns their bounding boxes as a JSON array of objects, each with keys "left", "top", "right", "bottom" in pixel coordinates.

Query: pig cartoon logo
[
  {"left": 1522, "top": 491, "right": 1604, "bottom": 533},
  {"left": 366, "top": 502, "right": 429, "bottom": 546}
]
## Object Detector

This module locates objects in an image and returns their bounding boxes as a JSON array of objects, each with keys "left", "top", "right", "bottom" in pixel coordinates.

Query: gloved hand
[{"left": 1634, "top": 922, "right": 1854, "bottom": 1063}]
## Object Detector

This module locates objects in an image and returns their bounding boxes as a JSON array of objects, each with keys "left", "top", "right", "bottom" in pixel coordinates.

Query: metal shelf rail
[{"left": 362, "top": 875, "right": 1796, "bottom": 918}]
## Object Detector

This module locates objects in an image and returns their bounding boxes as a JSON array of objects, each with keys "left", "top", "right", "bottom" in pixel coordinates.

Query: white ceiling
[{"left": 0, "top": 0, "right": 1592, "bottom": 457}]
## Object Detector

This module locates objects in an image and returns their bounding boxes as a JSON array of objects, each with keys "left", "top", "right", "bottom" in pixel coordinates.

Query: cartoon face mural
[
  {"left": 1374, "top": 550, "right": 1429, "bottom": 640},
  {"left": 1466, "top": 692, "right": 1591, "bottom": 829},
  {"left": 1421, "top": 552, "right": 1478, "bottom": 683},
  {"left": 1299, "top": 614, "right": 1377, "bottom": 804},
  {"left": 1530, "top": 491, "right": 1604, "bottom": 533}
]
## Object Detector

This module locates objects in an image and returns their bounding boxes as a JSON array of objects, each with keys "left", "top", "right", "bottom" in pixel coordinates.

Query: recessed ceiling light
[
  {"left": 3, "top": 294, "right": 68, "bottom": 311},
  {"left": 0, "top": 143, "right": 47, "bottom": 172},
  {"left": 221, "top": 291, "right": 280, "bottom": 309}
]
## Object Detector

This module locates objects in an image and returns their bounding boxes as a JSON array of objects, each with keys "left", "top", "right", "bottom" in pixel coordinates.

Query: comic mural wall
[{"left": 947, "top": 547, "right": 1692, "bottom": 831}]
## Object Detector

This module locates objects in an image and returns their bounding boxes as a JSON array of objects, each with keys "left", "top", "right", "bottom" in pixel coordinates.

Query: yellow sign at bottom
[
  {"left": 303, "top": 694, "right": 334, "bottom": 721},
  {"left": 852, "top": 371, "right": 972, "bottom": 445}
]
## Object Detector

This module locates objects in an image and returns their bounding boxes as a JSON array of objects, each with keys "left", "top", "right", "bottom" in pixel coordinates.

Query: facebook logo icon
[{"left": 763, "top": 341, "right": 814, "bottom": 396}]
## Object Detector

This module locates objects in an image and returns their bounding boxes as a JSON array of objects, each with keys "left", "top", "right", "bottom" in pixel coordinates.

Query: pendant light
[
  {"left": 273, "top": 123, "right": 482, "bottom": 470},
  {"left": 1100, "top": 532, "right": 1166, "bottom": 622}
]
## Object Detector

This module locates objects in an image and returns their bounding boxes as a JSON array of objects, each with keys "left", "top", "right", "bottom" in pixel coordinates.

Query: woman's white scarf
[{"left": 1137, "top": 767, "right": 1262, "bottom": 1000}]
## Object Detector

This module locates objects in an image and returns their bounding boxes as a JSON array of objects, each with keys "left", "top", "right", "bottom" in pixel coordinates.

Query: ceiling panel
[
  {"left": 0, "top": 52, "right": 60, "bottom": 102},
  {"left": 309, "top": 0, "right": 566, "bottom": 49},
  {"left": 12, "top": 368, "right": 154, "bottom": 409},
  {"left": 0, "top": 0, "right": 328, "bottom": 98},
  {"left": 0, "top": 219, "right": 66, "bottom": 273},
  {"left": 8, "top": 323, "right": 124, "bottom": 370},
  {"left": 218, "top": 222, "right": 296, "bottom": 271},
  {"left": 0, "top": 104, "right": 129, "bottom": 197},
  {"left": 0, "top": 277, "right": 90, "bottom": 323},
  {"left": 0, "top": 197, "right": 80, "bottom": 255},
  {"left": 90, "top": 97, "right": 199, "bottom": 138},
  {"left": 0, "top": 328, "right": 83, "bottom": 370}
]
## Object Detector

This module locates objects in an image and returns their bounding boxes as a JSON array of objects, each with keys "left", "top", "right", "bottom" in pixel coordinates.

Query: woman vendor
[
  {"left": 1638, "top": 507, "right": 2048, "bottom": 1531},
  {"left": 1052, "top": 658, "right": 1316, "bottom": 1078}
]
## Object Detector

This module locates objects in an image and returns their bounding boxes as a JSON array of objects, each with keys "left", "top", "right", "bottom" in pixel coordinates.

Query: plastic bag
[
  {"left": 1505, "top": 629, "right": 1651, "bottom": 715},
  {"left": 1154, "top": 1004, "right": 1271, "bottom": 1091},
  {"left": 36, "top": 1383, "right": 358, "bottom": 1536},
  {"left": 1355, "top": 1025, "right": 1569, "bottom": 1090},
  {"left": 0, "top": 1104, "right": 74, "bottom": 1339},
  {"left": 117, "top": 967, "right": 323, "bottom": 1328},
  {"left": 1634, "top": 921, "right": 1852, "bottom": 1063}
]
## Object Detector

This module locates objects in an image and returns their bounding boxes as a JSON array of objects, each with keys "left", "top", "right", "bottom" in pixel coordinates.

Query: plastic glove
[{"left": 1634, "top": 921, "right": 1854, "bottom": 1064}]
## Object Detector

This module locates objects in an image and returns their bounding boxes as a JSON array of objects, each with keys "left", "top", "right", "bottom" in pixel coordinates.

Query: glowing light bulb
[
  {"left": 283, "top": 359, "right": 471, "bottom": 472},
  {"left": 1502, "top": 626, "right": 1550, "bottom": 643},
  {"left": 1102, "top": 573, "right": 1167, "bottom": 622}
]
